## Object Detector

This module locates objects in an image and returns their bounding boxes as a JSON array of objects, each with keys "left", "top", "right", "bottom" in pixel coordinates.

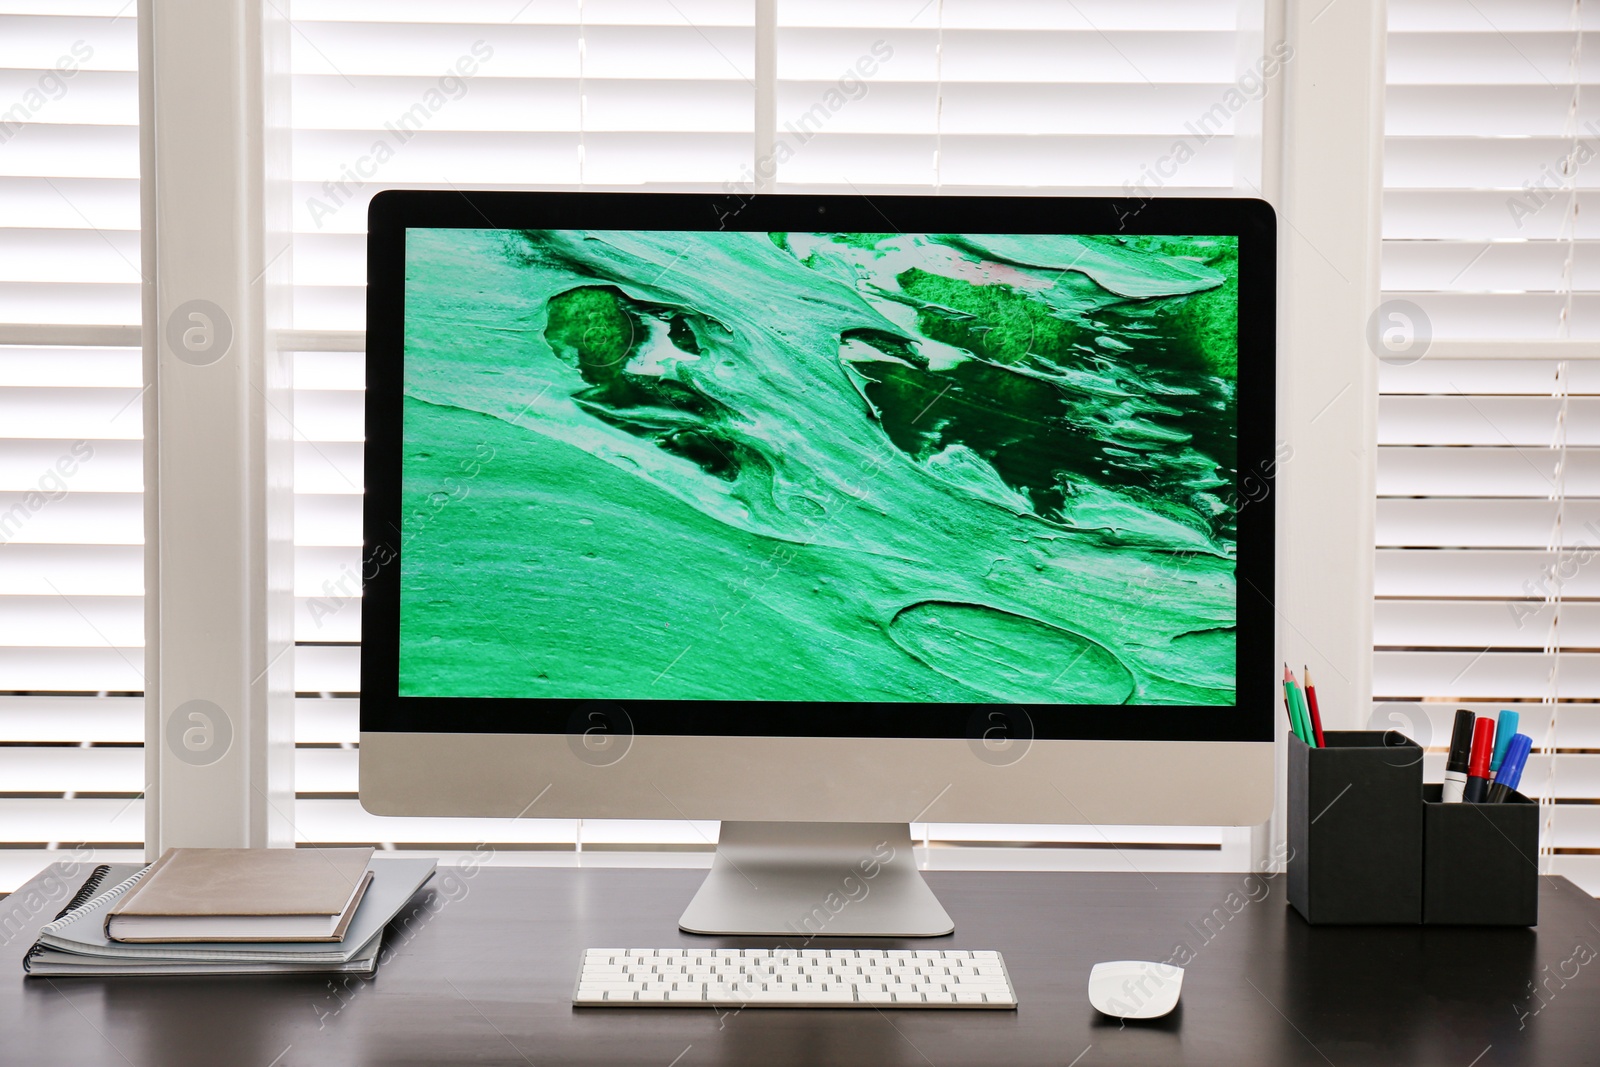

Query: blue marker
[
  {"left": 1486, "top": 734, "right": 1532, "bottom": 804},
  {"left": 1490, "top": 710, "right": 1520, "bottom": 775}
]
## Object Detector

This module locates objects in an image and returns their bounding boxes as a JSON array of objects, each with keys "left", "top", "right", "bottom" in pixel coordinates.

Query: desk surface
[{"left": 4, "top": 863, "right": 1599, "bottom": 1067}]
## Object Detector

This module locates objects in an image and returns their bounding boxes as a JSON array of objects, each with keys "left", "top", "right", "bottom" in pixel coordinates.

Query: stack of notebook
[{"left": 23, "top": 847, "right": 436, "bottom": 977}]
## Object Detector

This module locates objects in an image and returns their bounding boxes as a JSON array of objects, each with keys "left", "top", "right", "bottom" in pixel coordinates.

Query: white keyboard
[{"left": 573, "top": 948, "right": 1017, "bottom": 1008}]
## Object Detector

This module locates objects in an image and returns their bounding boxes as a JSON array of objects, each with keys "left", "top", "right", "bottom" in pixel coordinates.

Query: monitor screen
[{"left": 396, "top": 226, "right": 1242, "bottom": 710}]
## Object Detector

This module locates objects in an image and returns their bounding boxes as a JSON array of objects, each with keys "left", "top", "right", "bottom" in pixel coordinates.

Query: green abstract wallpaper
[{"left": 398, "top": 228, "right": 1239, "bottom": 705}]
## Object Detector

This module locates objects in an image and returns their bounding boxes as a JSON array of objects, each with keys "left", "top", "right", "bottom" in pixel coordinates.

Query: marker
[
  {"left": 1303, "top": 667, "right": 1326, "bottom": 748},
  {"left": 1442, "top": 709, "right": 1476, "bottom": 803},
  {"left": 1490, "top": 710, "right": 1520, "bottom": 776},
  {"left": 1486, "top": 733, "right": 1533, "bottom": 804},
  {"left": 1462, "top": 717, "right": 1496, "bottom": 804}
]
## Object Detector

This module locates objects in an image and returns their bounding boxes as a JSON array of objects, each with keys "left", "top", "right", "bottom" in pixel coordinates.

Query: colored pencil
[
  {"left": 1280, "top": 665, "right": 1297, "bottom": 740},
  {"left": 1281, "top": 669, "right": 1298, "bottom": 736},
  {"left": 1303, "top": 667, "right": 1326, "bottom": 748},
  {"left": 1289, "top": 673, "right": 1313, "bottom": 746},
  {"left": 1283, "top": 665, "right": 1309, "bottom": 744}
]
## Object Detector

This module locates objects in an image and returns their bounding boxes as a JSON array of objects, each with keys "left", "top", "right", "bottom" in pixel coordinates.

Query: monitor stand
[{"left": 677, "top": 821, "right": 954, "bottom": 937}]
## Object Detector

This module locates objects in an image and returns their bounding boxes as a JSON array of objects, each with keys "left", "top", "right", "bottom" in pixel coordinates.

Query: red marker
[{"left": 1462, "top": 717, "right": 1496, "bottom": 804}]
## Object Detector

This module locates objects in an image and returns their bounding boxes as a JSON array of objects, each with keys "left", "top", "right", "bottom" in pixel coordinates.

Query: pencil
[
  {"left": 1283, "top": 664, "right": 1309, "bottom": 744},
  {"left": 1289, "top": 671, "right": 1314, "bottom": 746},
  {"left": 1303, "top": 667, "right": 1326, "bottom": 748},
  {"left": 1281, "top": 667, "right": 1298, "bottom": 735}
]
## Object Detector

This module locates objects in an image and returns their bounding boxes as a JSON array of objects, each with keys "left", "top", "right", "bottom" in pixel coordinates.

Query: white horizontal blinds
[
  {"left": 1381, "top": 0, "right": 1600, "bottom": 894},
  {"left": 289, "top": 0, "right": 756, "bottom": 331},
  {"left": 0, "top": 1, "right": 144, "bottom": 887},
  {"left": 282, "top": 2, "right": 1251, "bottom": 870},
  {"left": 284, "top": 1, "right": 755, "bottom": 852},
  {"left": 769, "top": 0, "right": 1248, "bottom": 865},
  {"left": 0, "top": 6, "right": 139, "bottom": 326},
  {"left": 772, "top": 0, "right": 1243, "bottom": 193},
  {"left": 1386, "top": 0, "right": 1600, "bottom": 335}
]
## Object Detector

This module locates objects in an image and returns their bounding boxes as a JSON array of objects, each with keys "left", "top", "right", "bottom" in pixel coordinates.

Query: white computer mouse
[{"left": 1087, "top": 960, "right": 1184, "bottom": 1019}]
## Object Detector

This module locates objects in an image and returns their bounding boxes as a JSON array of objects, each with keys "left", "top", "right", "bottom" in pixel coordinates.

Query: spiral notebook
[{"left": 23, "top": 857, "right": 436, "bottom": 977}]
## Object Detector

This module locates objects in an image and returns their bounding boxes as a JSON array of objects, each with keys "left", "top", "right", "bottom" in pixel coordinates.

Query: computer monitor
[{"left": 360, "top": 191, "right": 1276, "bottom": 937}]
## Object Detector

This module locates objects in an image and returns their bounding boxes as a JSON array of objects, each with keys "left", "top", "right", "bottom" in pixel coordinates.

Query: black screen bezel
[{"left": 361, "top": 190, "right": 1277, "bottom": 742}]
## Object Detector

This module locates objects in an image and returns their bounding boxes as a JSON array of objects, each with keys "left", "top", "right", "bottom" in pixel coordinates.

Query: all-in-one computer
[{"left": 360, "top": 191, "right": 1276, "bottom": 939}]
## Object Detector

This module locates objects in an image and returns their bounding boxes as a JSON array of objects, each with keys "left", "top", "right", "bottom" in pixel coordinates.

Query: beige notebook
[{"left": 105, "top": 847, "right": 374, "bottom": 943}]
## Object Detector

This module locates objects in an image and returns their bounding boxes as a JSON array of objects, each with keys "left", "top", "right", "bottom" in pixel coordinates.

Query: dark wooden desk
[{"left": 4, "top": 863, "right": 1599, "bottom": 1066}]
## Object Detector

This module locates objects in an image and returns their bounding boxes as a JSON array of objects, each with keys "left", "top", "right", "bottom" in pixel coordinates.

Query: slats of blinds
[
  {"left": 1387, "top": 1, "right": 1600, "bottom": 337},
  {"left": 0, "top": 12, "right": 138, "bottom": 331},
  {"left": 0, "top": 3, "right": 143, "bottom": 884},
  {"left": 268, "top": 0, "right": 1247, "bottom": 872},
  {"left": 1, "top": 1, "right": 1258, "bottom": 888},
  {"left": 285, "top": 0, "right": 574, "bottom": 855},
  {"left": 1382, "top": 0, "right": 1600, "bottom": 893},
  {"left": 774, "top": 1, "right": 1237, "bottom": 191}
]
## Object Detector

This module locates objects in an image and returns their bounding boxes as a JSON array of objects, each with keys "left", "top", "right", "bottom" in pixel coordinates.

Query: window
[
  {"left": 1379, "top": 0, "right": 1600, "bottom": 894},
  {"left": 281, "top": 0, "right": 1255, "bottom": 872},
  {"left": 2, "top": 0, "right": 1266, "bottom": 889},
  {"left": 0, "top": 2, "right": 144, "bottom": 889}
]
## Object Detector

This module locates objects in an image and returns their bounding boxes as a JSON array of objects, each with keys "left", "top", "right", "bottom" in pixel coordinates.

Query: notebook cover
[
  {"left": 107, "top": 847, "right": 373, "bottom": 919},
  {"left": 108, "top": 870, "right": 374, "bottom": 943}
]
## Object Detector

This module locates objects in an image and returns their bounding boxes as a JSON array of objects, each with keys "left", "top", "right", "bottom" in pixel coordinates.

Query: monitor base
[{"left": 678, "top": 821, "right": 954, "bottom": 937}]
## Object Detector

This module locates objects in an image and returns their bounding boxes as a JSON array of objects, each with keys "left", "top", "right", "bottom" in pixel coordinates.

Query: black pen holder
[
  {"left": 1422, "top": 783, "right": 1540, "bottom": 926},
  {"left": 1287, "top": 730, "right": 1424, "bottom": 925}
]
